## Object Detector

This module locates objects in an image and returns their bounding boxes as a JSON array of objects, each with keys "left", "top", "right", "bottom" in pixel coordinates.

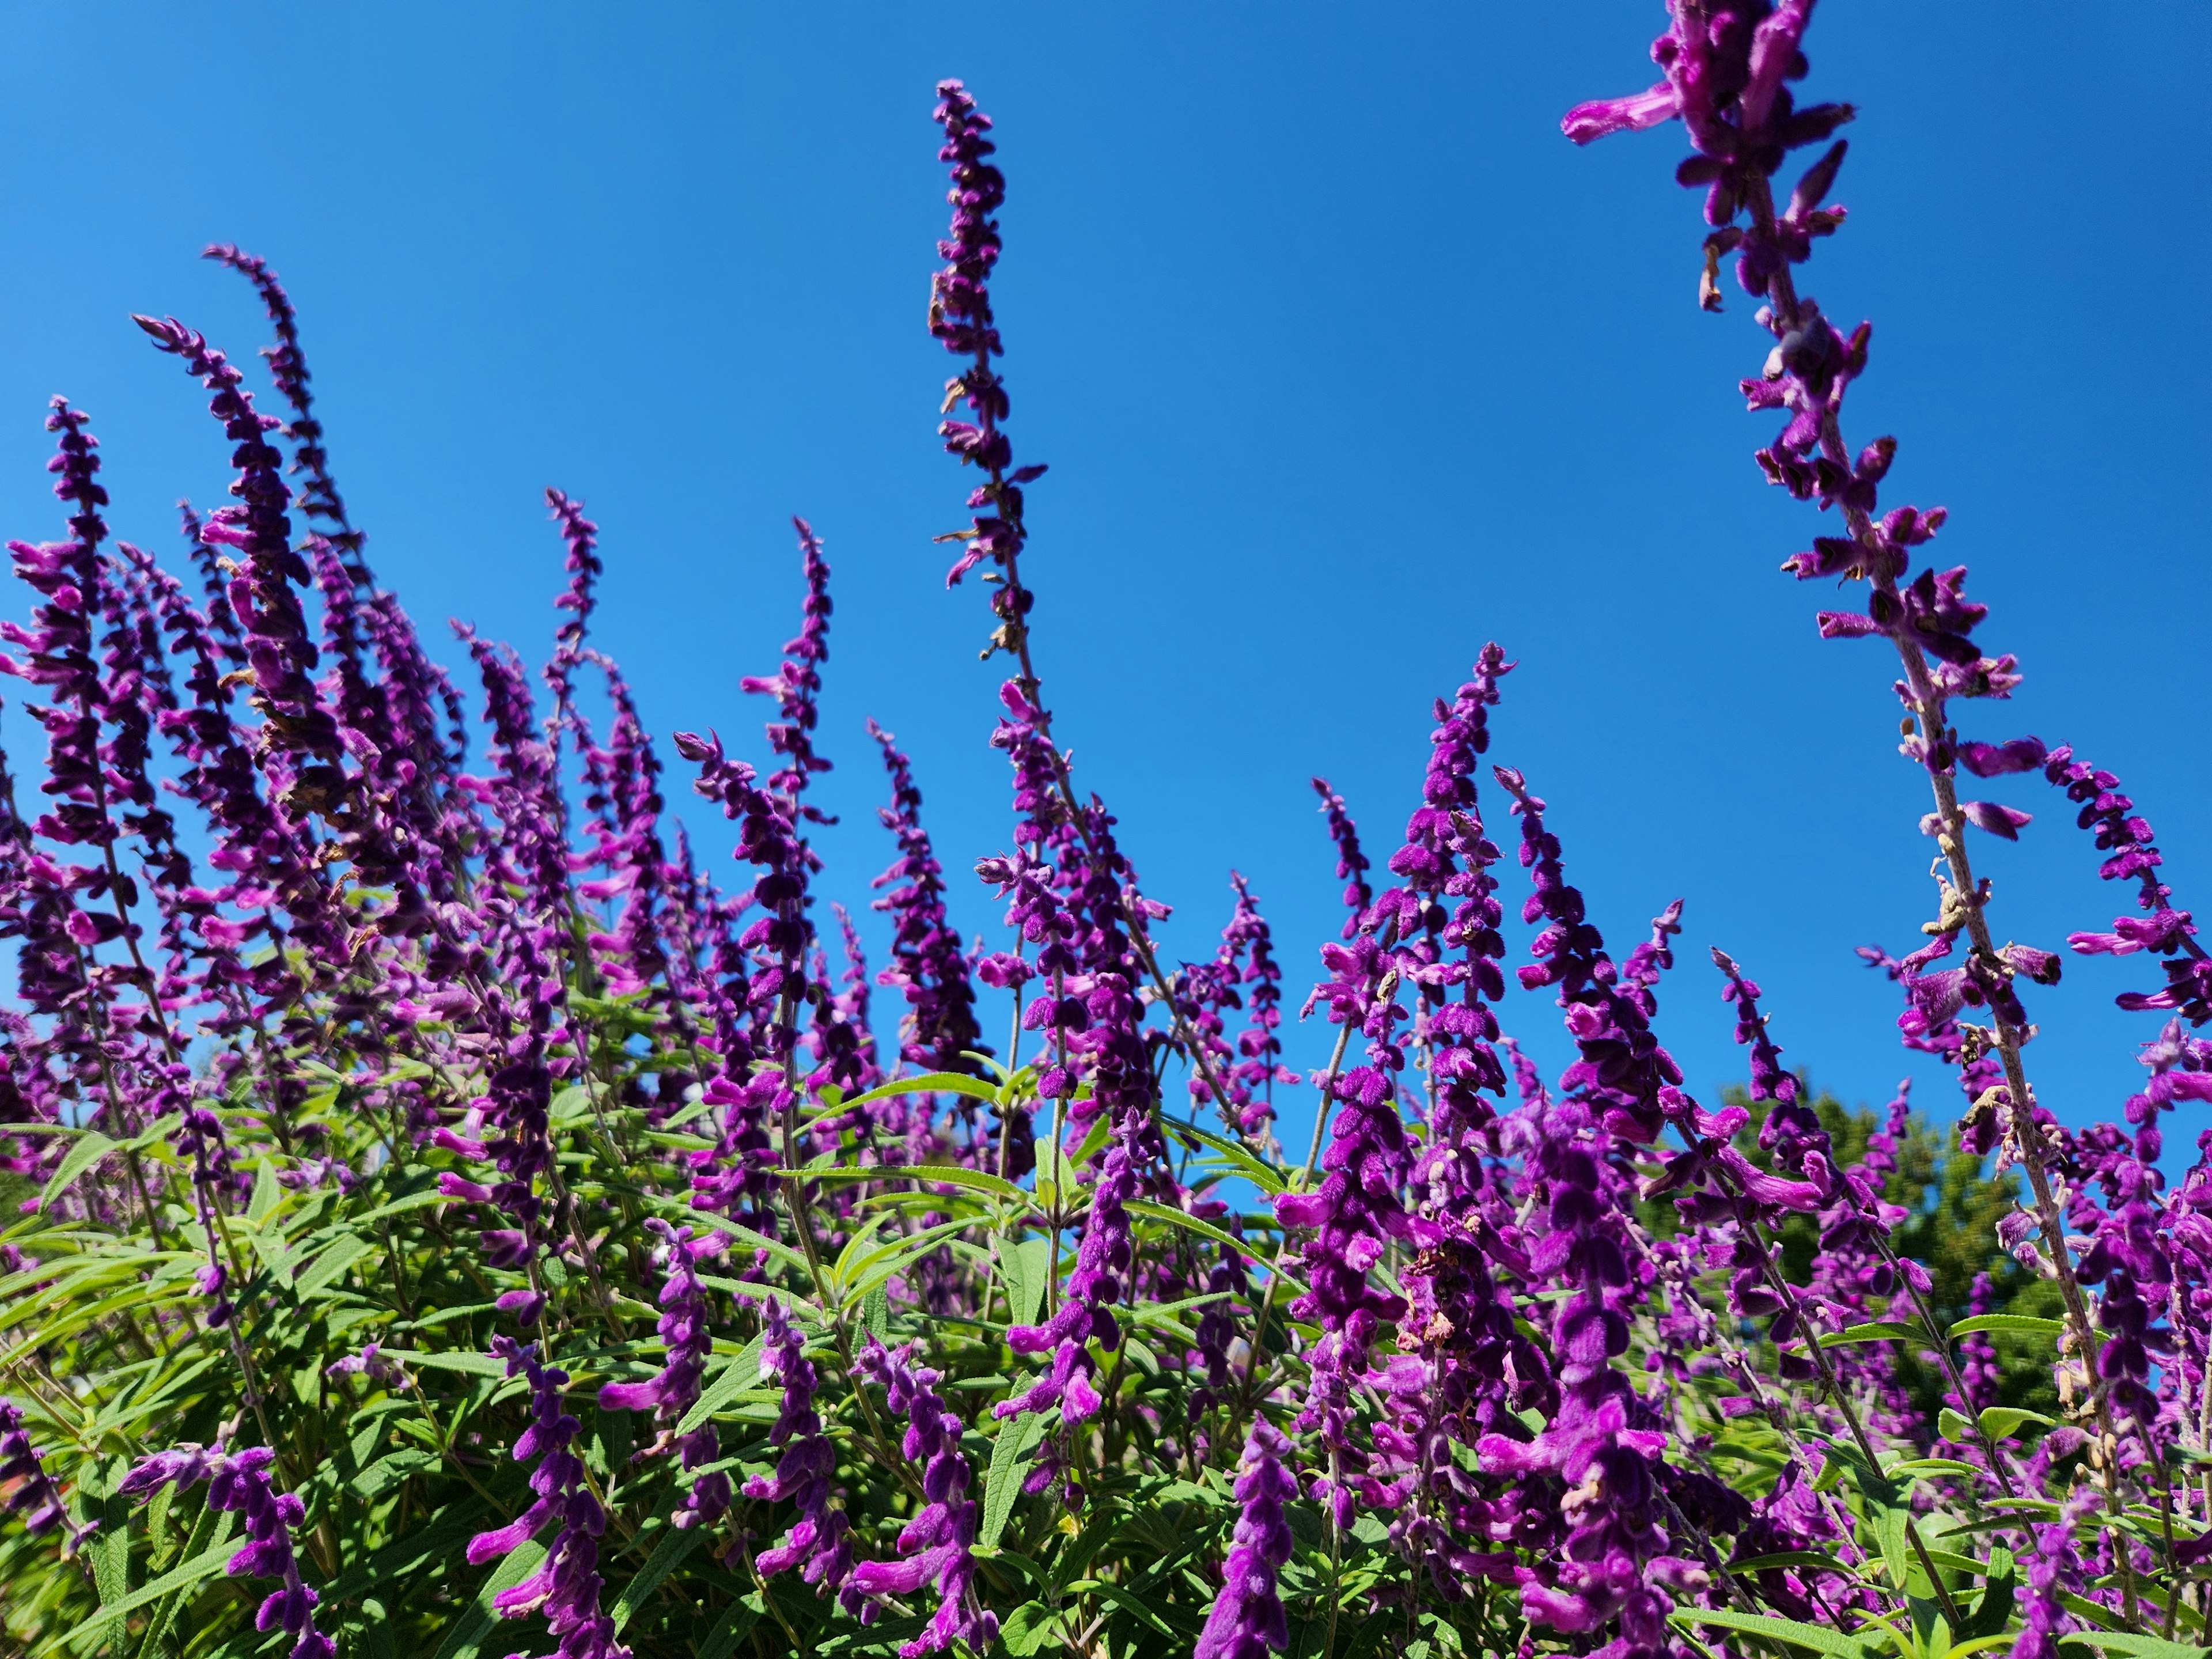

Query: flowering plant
[{"left": 1, "top": 9, "right": 2208, "bottom": 1659}]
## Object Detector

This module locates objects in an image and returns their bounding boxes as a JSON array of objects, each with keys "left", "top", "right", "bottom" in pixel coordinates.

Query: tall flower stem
[{"left": 1740, "top": 169, "right": 2133, "bottom": 1611}]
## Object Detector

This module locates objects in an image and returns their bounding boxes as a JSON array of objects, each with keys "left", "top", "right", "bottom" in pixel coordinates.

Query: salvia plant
[{"left": 0, "top": 6, "right": 2207, "bottom": 1658}]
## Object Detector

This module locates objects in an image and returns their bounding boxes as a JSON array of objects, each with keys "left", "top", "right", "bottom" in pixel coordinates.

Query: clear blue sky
[{"left": 2, "top": 3, "right": 2206, "bottom": 1155}]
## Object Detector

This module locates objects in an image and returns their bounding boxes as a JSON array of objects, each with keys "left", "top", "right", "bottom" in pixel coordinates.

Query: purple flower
[
  {"left": 597, "top": 1219, "right": 729, "bottom": 1527},
  {"left": 740, "top": 518, "right": 835, "bottom": 816},
  {"left": 868, "top": 719, "right": 988, "bottom": 1079},
  {"left": 2043, "top": 743, "right": 2211, "bottom": 1024},
  {"left": 1494, "top": 766, "right": 1681, "bottom": 1142},
  {"left": 1191, "top": 1416, "right": 1296, "bottom": 1659},
  {"left": 0, "top": 1399, "right": 81, "bottom": 1543},
  {"left": 201, "top": 245, "right": 361, "bottom": 567},
  {"left": 1183, "top": 874, "right": 1296, "bottom": 1141},
  {"left": 132, "top": 317, "right": 347, "bottom": 805},
  {"left": 745, "top": 1296, "right": 857, "bottom": 1608},
  {"left": 1275, "top": 920, "right": 1411, "bottom": 1518},
  {"left": 993, "top": 1094, "right": 1141, "bottom": 1426},
  {"left": 120, "top": 1444, "right": 334, "bottom": 1659},
  {"left": 1565, "top": 2, "right": 1855, "bottom": 302},
  {"left": 850, "top": 1337, "right": 995, "bottom": 1658},
  {"left": 1310, "top": 778, "right": 1373, "bottom": 940},
  {"left": 467, "top": 1337, "right": 627, "bottom": 1659},
  {"left": 2013, "top": 1490, "right": 2094, "bottom": 1659},
  {"left": 929, "top": 81, "right": 1046, "bottom": 593}
]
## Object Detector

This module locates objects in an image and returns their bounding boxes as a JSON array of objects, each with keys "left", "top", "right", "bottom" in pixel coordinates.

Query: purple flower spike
[
  {"left": 1309, "top": 778, "right": 1372, "bottom": 940},
  {"left": 851, "top": 1337, "right": 995, "bottom": 1658},
  {"left": 994, "top": 1098, "right": 1142, "bottom": 1425},
  {"left": 202, "top": 245, "right": 361, "bottom": 566},
  {"left": 0, "top": 1399, "right": 82, "bottom": 1544},
  {"left": 468, "top": 1336, "right": 628, "bottom": 1659},
  {"left": 596, "top": 1219, "right": 729, "bottom": 1527},
  {"left": 1191, "top": 1416, "right": 1296, "bottom": 1659},
  {"left": 1183, "top": 874, "right": 1296, "bottom": 1141},
  {"left": 869, "top": 719, "right": 988, "bottom": 1080},
  {"left": 120, "top": 1444, "right": 334, "bottom": 1659},
  {"left": 1494, "top": 765, "right": 1682, "bottom": 1142},
  {"left": 740, "top": 518, "right": 836, "bottom": 815},
  {"left": 745, "top": 1296, "right": 857, "bottom": 1609},
  {"left": 2043, "top": 743, "right": 2211, "bottom": 1024},
  {"left": 930, "top": 81, "right": 1046, "bottom": 594}
]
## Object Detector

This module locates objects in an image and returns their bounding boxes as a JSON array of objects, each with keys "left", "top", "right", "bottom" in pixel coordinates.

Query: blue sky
[{"left": 1, "top": 3, "right": 2205, "bottom": 1156}]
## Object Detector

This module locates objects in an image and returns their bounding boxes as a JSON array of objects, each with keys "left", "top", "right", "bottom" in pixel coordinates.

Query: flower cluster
[{"left": 121, "top": 1444, "right": 335, "bottom": 1659}]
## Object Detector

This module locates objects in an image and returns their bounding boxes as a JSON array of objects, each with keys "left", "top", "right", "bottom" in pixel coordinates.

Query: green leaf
[
  {"left": 792, "top": 1162, "right": 1039, "bottom": 1211},
  {"left": 1160, "top": 1116, "right": 1287, "bottom": 1196},
  {"left": 1965, "top": 1546, "right": 2016, "bottom": 1641},
  {"left": 432, "top": 1539, "right": 549, "bottom": 1659},
  {"left": 2058, "top": 1638, "right": 2209, "bottom": 1659},
  {"left": 1726, "top": 1551, "right": 1857, "bottom": 1576},
  {"left": 37, "top": 1132, "right": 117, "bottom": 1212},
  {"left": 677, "top": 1335, "right": 767, "bottom": 1434},
  {"left": 1938, "top": 1407, "right": 1976, "bottom": 1445},
  {"left": 1672, "top": 1609, "right": 1877, "bottom": 1659},
  {"left": 1819, "top": 1321, "right": 1921, "bottom": 1348},
  {"left": 1878, "top": 1504, "right": 1911, "bottom": 1589},
  {"left": 609, "top": 1524, "right": 703, "bottom": 1634},
  {"left": 1124, "top": 1199, "right": 1286, "bottom": 1281},
  {"left": 1890, "top": 1459, "right": 1985, "bottom": 1480},
  {"left": 247, "top": 1158, "right": 283, "bottom": 1227},
  {"left": 998, "top": 1235, "right": 1049, "bottom": 1331},
  {"left": 132, "top": 1500, "right": 227, "bottom": 1659},
  {"left": 1978, "top": 1406, "right": 2054, "bottom": 1441},
  {"left": 980, "top": 1412, "right": 1046, "bottom": 1549},
  {"left": 839, "top": 1071, "right": 1004, "bottom": 1111},
  {"left": 295, "top": 1234, "right": 373, "bottom": 1298},
  {"left": 696, "top": 1600, "right": 763, "bottom": 1659},
  {"left": 378, "top": 1347, "right": 508, "bottom": 1377},
  {"left": 350, "top": 1449, "right": 438, "bottom": 1499},
  {"left": 1952, "top": 1313, "right": 2065, "bottom": 1340},
  {"left": 50, "top": 1529, "right": 237, "bottom": 1657},
  {"left": 1000, "top": 1601, "right": 1065, "bottom": 1657}
]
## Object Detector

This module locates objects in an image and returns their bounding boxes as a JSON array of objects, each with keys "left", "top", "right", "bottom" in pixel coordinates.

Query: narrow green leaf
[
  {"left": 697, "top": 1601, "right": 763, "bottom": 1659},
  {"left": 133, "top": 1501, "right": 226, "bottom": 1659},
  {"left": 2058, "top": 1636, "right": 2208, "bottom": 1659},
  {"left": 50, "top": 1532, "right": 236, "bottom": 1656},
  {"left": 247, "top": 1159, "right": 283, "bottom": 1227},
  {"left": 1124, "top": 1200, "right": 1294, "bottom": 1286},
  {"left": 1978, "top": 1406, "right": 2055, "bottom": 1441},
  {"left": 999, "top": 1236, "right": 1048, "bottom": 1331},
  {"left": 610, "top": 1524, "right": 703, "bottom": 1634},
  {"left": 1671, "top": 1608, "right": 1878, "bottom": 1659},
  {"left": 431, "top": 1539, "right": 548, "bottom": 1659},
  {"left": 37, "top": 1132, "right": 117, "bottom": 1212},
  {"left": 981, "top": 1412, "right": 1046, "bottom": 1549},
  {"left": 1160, "top": 1116, "right": 1287, "bottom": 1196},
  {"left": 1952, "top": 1313, "right": 2065, "bottom": 1340},
  {"left": 846, "top": 1071, "right": 1006, "bottom": 1110},
  {"left": 1891, "top": 1459, "right": 1986, "bottom": 1480},
  {"left": 1878, "top": 1504, "right": 1911, "bottom": 1589},
  {"left": 677, "top": 1335, "right": 767, "bottom": 1435},
  {"left": 680, "top": 1206, "right": 838, "bottom": 1276},
  {"left": 1819, "top": 1321, "right": 1921, "bottom": 1348},
  {"left": 378, "top": 1347, "right": 507, "bottom": 1377},
  {"left": 296, "top": 1234, "right": 373, "bottom": 1298},
  {"left": 790, "top": 1162, "right": 1038, "bottom": 1210},
  {"left": 1726, "top": 1551, "right": 1857, "bottom": 1575}
]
